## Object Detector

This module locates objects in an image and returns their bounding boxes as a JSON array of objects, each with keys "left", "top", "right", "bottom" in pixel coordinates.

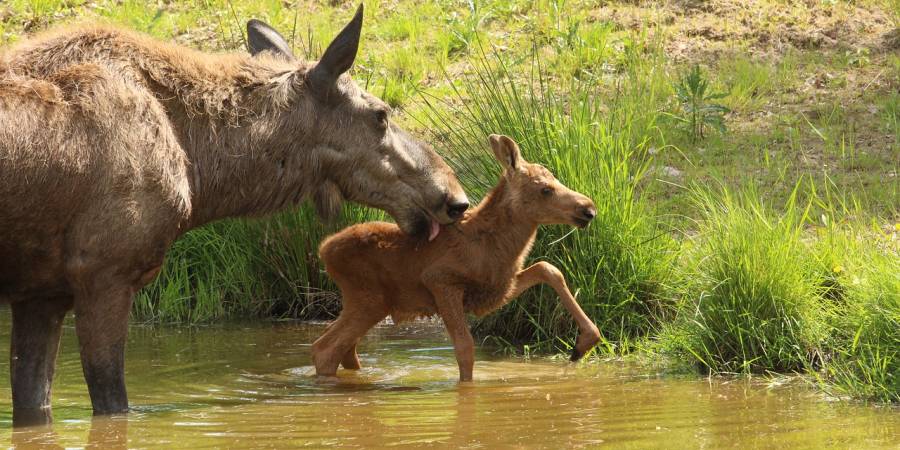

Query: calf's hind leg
[
  {"left": 510, "top": 262, "right": 601, "bottom": 361},
  {"left": 312, "top": 291, "right": 386, "bottom": 376},
  {"left": 10, "top": 296, "right": 73, "bottom": 426},
  {"left": 341, "top": 341, "right": 362, "bottom": 370}
]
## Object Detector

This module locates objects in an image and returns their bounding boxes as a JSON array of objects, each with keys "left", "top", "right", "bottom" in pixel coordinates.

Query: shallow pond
[{"left": 0, "top": 312, "right": 898, "bottom": 448}]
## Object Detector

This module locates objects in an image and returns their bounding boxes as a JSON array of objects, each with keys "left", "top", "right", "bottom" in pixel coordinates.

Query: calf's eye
[{"left": 541, "top": 186, "right": 554, "bottom": 196}]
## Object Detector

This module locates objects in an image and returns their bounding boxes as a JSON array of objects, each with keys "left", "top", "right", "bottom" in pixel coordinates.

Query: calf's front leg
[
  {"left": 509, "top": 262, "right": 601, "bottom": 361},
  {"left": 430, "top": 285, "right": 475, "bottom": 381}
]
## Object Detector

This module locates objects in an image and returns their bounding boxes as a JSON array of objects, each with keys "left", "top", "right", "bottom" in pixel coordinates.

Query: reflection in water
[
  {"left": 10, "top": 415, "right": 126, "bottom": 449},
  {"left": 0, "top": 312, "right": 898, "bottom": 448}
]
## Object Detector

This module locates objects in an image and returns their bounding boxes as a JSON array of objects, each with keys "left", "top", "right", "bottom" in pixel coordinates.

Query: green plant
[
  {"left": 885, "top": 0, "right": 900, "bottom": 27},
  {"left": 442, "top": 2, "right": 490, "bottom": 58},
  {"left": 667, "top": 64, "right": 730, "bottom": 143},
  {"left": 663, "top": 184, "right": 825, "bottom": 374},
  {"left": 814, "top": 223, "right": 899, "bottom": 403}
]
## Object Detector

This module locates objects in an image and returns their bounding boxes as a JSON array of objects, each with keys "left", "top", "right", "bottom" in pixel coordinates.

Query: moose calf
[{"left": 314, "top": 134, "right": 601, "bottom": 381}]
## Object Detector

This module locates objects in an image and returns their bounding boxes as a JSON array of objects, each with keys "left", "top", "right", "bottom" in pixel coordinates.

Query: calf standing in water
[{"left": 316, "top": 134, "right": 602, "bottom": 380}]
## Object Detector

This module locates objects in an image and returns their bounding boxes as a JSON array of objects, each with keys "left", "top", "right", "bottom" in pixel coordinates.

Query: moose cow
[{"left": 0, "top": 5, "right": 468, "bottom": 424}]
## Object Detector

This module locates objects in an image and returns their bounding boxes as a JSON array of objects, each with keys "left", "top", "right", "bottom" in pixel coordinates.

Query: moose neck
[
  {"left": 178, "top": 117, "right": 320, "bottom": 229},
  {"left": 140, "top": 53, "right": 321, "bottom": 229},
  {"left": 465, "top": 177, "right": 539, "bottom": 266}
]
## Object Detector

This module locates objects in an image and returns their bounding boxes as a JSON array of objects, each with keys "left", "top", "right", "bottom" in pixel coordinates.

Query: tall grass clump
[
  {"left": 663, "top": 185, "right": 825, "bottom": 373},
  {"left": 417, "top": 44, "right": 675, "bottom": 353},
  {"left": 815, "top": 224, "right": 899, "bottom": 403}
]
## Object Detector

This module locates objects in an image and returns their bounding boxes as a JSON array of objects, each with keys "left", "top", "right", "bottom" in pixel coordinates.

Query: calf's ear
[
  {"left": 488, "top": 134, "right": 521, "bottom": 171},
  {"left": 247, "top": 19, "right": 295, "bottom": 60}
]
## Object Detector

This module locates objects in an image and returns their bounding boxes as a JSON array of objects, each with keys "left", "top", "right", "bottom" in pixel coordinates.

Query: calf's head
[
  {"left": 246, "top": 5, "right": 468, "bottom": 237},
  {"left": 488, "top": 134, "right": 596, "bottom": 228}
]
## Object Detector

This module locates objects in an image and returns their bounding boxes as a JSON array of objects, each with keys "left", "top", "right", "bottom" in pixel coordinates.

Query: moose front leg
[
  {"left": 510, "top": 262, "right": 601, "bottom": 361},
  {"left": 431, "top": 286, "right": 475, "bottom": 381},
  {"left": 73, "top": 282, "right": 134, "bottom": 415},
  {"left": 10, "top": 296, "right": 73, "bottom": 426}
]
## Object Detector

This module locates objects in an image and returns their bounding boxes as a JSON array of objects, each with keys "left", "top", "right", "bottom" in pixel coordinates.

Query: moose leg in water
[
  {"left": 10, "top": 296, "right": 73, "bottom": 426},
  {"left": 73, "top": 283, "right": 134, "bottom": 415}
]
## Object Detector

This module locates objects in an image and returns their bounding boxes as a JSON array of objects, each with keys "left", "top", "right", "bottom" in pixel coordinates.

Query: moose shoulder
[{"left": 0, "top": 4, "right": 467, "bottom": 424}]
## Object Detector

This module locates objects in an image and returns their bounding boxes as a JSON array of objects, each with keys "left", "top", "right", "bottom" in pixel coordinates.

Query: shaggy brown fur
[
  {"left": 0, "top": 5, "right": 468, "bottom": 423},
  {"left": 315, "top": 135, "right": 602, "bottom": 380}
]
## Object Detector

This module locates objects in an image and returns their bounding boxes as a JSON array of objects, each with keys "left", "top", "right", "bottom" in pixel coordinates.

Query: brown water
[{"left": 0, "top": 312, "right": 898, "bottom": 448}]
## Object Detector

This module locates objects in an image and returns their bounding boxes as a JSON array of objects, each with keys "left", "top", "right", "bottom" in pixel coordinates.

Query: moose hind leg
[
  {"left": 74, "top": 283, "right": 135, "bottom": 415},
  {"left": 10, "top": 296, "right": 73, "bottom": 426}
]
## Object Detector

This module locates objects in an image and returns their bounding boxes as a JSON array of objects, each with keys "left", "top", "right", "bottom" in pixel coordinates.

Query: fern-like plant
[{"left": 669, "top": 64, "right": 730, "bottom": 142}]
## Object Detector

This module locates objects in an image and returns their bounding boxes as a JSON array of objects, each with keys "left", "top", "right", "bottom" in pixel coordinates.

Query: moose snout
[{"left": 446, "top": 199, "right": 470, "bottom": 219}]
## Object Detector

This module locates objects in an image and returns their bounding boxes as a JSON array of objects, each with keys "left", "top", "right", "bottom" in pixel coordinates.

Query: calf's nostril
[
  {"left": 447, "top": 201, "right": 469, "bottom": 219},
  {"left": 581, "top": 207, "right": 596, "bottom": 220}
]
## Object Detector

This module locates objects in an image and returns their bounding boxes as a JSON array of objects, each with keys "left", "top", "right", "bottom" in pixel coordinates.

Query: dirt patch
[{"left": 592, "top": 0, "right": 895, "bottom": 61}]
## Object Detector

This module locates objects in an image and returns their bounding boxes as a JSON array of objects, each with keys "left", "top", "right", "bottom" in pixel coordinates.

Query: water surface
[{"left": 0, "top": 311, "right": 897, "bottom": 448}]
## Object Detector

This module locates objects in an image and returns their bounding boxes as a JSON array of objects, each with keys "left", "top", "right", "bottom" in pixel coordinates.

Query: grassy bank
[{"left": 1, "top": 1, "right": 897, "bottom": 402}]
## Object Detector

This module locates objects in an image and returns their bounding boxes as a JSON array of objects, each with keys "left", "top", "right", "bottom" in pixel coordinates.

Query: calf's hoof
[
  {"left": 570, "top": 347, "right": 584, "bottom": 362},
  {"left": 570, "top": 328, "right": 602, "bottom": 362},
  {"left": 312, "top": 349, "right": 339, "bottom": 377}
]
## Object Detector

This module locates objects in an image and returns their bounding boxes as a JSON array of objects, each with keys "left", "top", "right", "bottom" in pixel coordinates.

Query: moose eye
[
  {"left": 374, "top": 109, "right": 389, "bottom": 129},
  {"left": 541, "top": 186, "right": 554, "bottom": 196}
]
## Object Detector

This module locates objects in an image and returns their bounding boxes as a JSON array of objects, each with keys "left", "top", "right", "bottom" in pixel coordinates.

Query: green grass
[
  {"left": 814, "top": 222, "right": 899, "bottom": 403},
  {"left": 661, "top": 184, "right": 825, "bottom": 374}
]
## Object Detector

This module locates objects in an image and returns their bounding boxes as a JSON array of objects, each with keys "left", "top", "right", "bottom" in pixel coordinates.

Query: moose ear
[
  {"left": 247, "top": 19, "right": 295, "bottom": 60},
  {"left": 488, "top": 134, "right": 521, "bottom": 171},
  {"left": 308, "top": 4, "right": 364, "bottom": 93}
]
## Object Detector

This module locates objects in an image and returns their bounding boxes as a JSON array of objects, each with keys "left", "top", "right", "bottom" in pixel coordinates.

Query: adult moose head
[
  {"left": 0, "top": 4, "right": 466, "bottom": 425},
  {"left": 243, "top": 5, "right": 469, "bottom": 236}
]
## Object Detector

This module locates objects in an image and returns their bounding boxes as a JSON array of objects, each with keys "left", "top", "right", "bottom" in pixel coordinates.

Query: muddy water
[{"left": 0, "top": 314, "right": 898, "bottom": 448}]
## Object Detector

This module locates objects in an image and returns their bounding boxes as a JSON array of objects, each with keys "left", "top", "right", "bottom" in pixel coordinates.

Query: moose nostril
[
  {"left": 447, "top": 201, "right": 469, "bottom": 219},
  {"left": 581, "top": 207, "right": 596, "bottom": 220}
]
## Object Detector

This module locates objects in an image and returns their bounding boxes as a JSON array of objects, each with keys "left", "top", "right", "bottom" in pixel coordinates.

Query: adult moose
[{"left": 0, "top": 4, "right": 468, "bottom": 424}]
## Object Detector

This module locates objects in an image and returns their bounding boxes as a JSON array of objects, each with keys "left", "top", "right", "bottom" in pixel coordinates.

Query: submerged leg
[
  {"left": 340, "top": 343, "right": 362, "bottom": 370},
  {"left": 74, "top": 282, "right": 134, "bottom": 415},
  {"left": 510, "top": 262, "right": 601, "bottom": 361},
  {"left": 312, "top": 299, "right": 385, "bottom": 376},
  {"left": 10, "top": 296, "right": 73, "bottom": 426},
  {"left": 431, "top": 286, "right": 474, "bottom": 381}
]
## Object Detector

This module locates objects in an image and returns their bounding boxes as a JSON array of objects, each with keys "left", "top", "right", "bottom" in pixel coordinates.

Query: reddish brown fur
[{"left": 315, "top": 135, "right": 602, "bottom": 380}]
